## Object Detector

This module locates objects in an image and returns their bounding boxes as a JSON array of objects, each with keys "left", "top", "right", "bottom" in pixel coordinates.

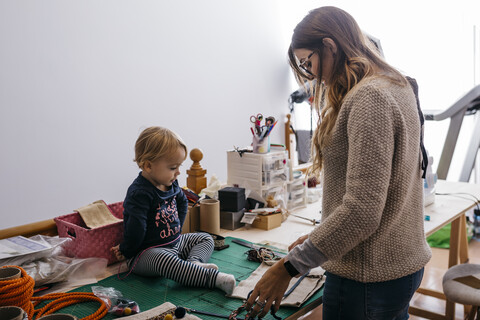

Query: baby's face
[{"left": 147, "top": 147, "right": 185, "bottom": 190}]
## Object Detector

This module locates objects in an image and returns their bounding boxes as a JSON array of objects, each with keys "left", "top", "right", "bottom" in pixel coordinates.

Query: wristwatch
[{"left": 283, "top": 260, "right": 299, "bottom": 277}]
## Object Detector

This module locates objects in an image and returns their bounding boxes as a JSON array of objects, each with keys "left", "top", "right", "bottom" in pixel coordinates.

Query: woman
[{"left": 246, "top": 6, "right": 431, "bottom": 319}]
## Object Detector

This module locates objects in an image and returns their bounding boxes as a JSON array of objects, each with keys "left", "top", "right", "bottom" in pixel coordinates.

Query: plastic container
[{"left": 253, "top": 135, "right": 270, "bottom": 154}]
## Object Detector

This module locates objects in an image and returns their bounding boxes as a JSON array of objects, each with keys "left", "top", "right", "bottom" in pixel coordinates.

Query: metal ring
[{"left": 256, "top": 300, "right": 266, "bottom": 309}]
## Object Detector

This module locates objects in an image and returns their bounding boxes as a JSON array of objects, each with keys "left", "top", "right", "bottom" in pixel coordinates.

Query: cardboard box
[
  {"left": 220, "top": 209, "right": 245, "bottom": 230},
  {"left": 182, "top": 205, "right": 200, "bottom": 234},
  {"left": 252, "top": 213, "right": 282, "bottom": 230}
]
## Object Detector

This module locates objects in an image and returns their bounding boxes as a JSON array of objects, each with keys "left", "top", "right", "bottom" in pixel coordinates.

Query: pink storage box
[{"left": 54, "top": 202, "right": 124, "bottom": 265}]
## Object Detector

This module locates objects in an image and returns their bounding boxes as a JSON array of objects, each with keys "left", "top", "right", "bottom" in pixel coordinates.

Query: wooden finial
[
  {"left": 285, "top": 114, "right": 292, "bottom": 159},
  {"left": 186, "top": 148, "right": 207, "bottom": 194}
]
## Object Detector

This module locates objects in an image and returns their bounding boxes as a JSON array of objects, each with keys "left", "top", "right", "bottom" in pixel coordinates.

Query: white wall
[
  {"left": 1, "top": 0, "right": 479, "bottom": 229},
  {"left": 0, "top": 0, "right": 294, "bottom": 228}
]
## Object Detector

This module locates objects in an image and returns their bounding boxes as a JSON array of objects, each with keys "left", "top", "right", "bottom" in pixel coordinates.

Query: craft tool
[
  {"left": 33, "top": 283, "right": 55, "bottom": 295},
  {"left": 260, "top": 125, "right": 268, "bottom": 139},
  {"left": 250, "top": 113, "right": 264, "bottom": 135},
  {"left": 231, "top": 238, "right": 255, "bottom": 249},
  {"left": 265, "top": 116, "right": 276, "bottom": 127},
  {"left": 176, "top": 306, "right": 230, "bottom": 319},
  {"left": 249, "top": 113, "right": 264, "bottom": 126},
  {"left": 290, "top": 214, "right": 320, "bottom": 225},
  {"left": 264, "top": 120, "right": 278, "bottom": 137},
  {"left": 283, "top": 271, "right": 310, "bottom": 298}
]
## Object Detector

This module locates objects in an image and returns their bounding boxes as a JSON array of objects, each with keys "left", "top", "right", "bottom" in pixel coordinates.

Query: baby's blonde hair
[{"left": 134, "top": 126, "right": 187, "bottom": 169}]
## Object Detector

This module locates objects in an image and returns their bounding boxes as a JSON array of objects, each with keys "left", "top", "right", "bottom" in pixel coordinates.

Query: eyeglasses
[{"left": 299, "top": 51, "right": 315, "bottom": 77}]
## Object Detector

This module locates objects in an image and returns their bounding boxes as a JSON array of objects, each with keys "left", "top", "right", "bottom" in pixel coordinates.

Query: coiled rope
[{"left": 0, "top": 266, "right": 108, "bottom": 320}]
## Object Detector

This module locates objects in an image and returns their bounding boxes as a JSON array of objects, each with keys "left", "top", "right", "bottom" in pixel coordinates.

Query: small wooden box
[
  {"left": 182, "top": 205, "right": 200, "bottom": 234},
  {"left": 252, "top": 213, "right": 282, "bottom": 230}
]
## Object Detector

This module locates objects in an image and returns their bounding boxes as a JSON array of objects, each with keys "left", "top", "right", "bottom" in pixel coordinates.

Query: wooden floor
[{"left": 409, "top": 237, "right": 480, "bottom": 319}]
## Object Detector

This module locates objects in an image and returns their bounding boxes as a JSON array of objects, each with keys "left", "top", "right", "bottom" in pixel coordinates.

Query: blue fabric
[
  {"left": 322, "top": 268, "right": 424, "bottom": 320},
  {"left": 119, "top": 172, "right": 188, "bottom": 258}
]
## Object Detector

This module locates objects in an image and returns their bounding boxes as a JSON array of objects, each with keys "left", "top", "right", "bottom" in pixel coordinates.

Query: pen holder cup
[
  {"left": 253, "top": 135, "right": 270, "bottom": 154},
  {"left": 199, "top": 199, "right": 220, "bottom": 234}
]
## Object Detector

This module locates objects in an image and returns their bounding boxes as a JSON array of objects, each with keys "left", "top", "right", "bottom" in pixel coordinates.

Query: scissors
[{"left": 250, "top": 113, "right": 264, "bottom": 127}]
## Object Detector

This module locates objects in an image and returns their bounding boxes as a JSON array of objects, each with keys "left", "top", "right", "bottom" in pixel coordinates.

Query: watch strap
[{"left": 283, "top": 260, "right": 299, "bottom": 277}]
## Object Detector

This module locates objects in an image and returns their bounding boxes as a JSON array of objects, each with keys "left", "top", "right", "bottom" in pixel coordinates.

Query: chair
[{"left": 442, "top": 263, "right": 480, "bottom": 319}]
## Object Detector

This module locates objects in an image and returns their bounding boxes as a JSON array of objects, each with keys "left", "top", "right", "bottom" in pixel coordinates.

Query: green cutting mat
[{"left": 59, "top": 237, "right": 323, "bottom": 320}]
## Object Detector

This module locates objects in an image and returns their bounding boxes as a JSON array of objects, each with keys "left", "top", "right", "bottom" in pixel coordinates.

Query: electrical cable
[{"left": 435, "top": 192, "right": 480, "bottom": 212}]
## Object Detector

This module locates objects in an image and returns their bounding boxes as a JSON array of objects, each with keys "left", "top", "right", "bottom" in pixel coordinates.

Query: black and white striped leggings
[{"left": 131, "top": 232, "right": 218, "bottom": 288}]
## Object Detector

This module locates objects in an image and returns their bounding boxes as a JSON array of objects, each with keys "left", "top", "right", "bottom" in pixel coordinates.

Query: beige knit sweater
[{"left": 310, "top": 76, "right": 432, "bottom": 282}]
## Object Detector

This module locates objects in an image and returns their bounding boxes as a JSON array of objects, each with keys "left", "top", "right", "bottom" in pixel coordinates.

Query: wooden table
[
  {"left": 410, "top": 180, "right": 480, "bottom": 320},
  {"left": 220, "top": 203, "right": 321, "bottom": 247},
  {"left": 221, "top": 180, "right": 480, "bottom": 320},
  {"left": 1, "top": 180, "right": 478, "bottom": 319},
  {"left": 220, "top": 200, "right": 322, "bottom": 320}
]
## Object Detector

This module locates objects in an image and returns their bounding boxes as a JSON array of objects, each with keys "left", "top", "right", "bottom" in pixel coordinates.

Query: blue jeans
[{"left": 322, "top": 268, "right": 424, "bottom": 320}]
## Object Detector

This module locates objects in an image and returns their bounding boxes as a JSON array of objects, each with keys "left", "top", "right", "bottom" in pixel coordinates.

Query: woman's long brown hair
[{"left": 288, "top": 6, "right": 407, "bottom": 175}]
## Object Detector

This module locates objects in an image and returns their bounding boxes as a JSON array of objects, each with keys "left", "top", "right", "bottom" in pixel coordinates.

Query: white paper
[
  {"left": 0, "top": 236, "right": 51, "bottom": 260},
  {"left": 241, "top": 212, "right": 257, "bottom": 224}
]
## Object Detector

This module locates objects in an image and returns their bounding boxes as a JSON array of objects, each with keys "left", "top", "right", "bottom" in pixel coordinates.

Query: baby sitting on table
[{"left": 111, "top": 126, "right": 235, "bottom": 294}]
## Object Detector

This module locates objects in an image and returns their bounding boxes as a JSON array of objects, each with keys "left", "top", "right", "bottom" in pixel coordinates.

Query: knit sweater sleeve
[
  {"left": 309, "top": 84, "right": 396, "bottom": 260},
  {"left": 286, "top": 238, "right": 329, "bottom": 274}
]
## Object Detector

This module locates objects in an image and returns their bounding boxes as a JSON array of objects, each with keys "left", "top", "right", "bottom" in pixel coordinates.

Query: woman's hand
[
  {"left": 111, "top": 245, "right": 126, "bottom": 261},
  {"left": 288, "top": 234, "right": 309, "bottom": 252},
  {"left": 246, "top": 258, "right": 292, "bottom": 318}
]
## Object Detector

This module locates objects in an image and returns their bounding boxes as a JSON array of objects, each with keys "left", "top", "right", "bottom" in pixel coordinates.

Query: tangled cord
[
  {"left": 246, "top": 248, "right": 281, "bottom": 266},
  {"left": 0, "top": 266, "right": 108, "bottom": 320}
]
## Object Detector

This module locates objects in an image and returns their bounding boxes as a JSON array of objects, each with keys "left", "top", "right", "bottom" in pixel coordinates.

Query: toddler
[{"left": 111, "top": 126, "right": 235, "bottom": 294}]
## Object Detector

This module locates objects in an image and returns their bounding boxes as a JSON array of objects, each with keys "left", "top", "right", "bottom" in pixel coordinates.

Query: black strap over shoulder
[{"left": 406, "top": 76, "right": 428, "bottom": 179}]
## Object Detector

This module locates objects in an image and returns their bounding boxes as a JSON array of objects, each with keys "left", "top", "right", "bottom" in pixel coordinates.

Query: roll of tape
[
  {"left": 0, "top": 266, "right": 21, "bottom": 281},
  {"left": 0, "top": 306, "right": 27, "bottom": 320},
  {"left": 37, "top": 314, "right": 78, "bottom": 320}
]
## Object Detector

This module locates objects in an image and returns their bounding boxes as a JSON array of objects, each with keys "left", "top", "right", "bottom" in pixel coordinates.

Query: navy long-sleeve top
[{"left": 119, "top": 172, "right": 188, "bottom": 258}]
